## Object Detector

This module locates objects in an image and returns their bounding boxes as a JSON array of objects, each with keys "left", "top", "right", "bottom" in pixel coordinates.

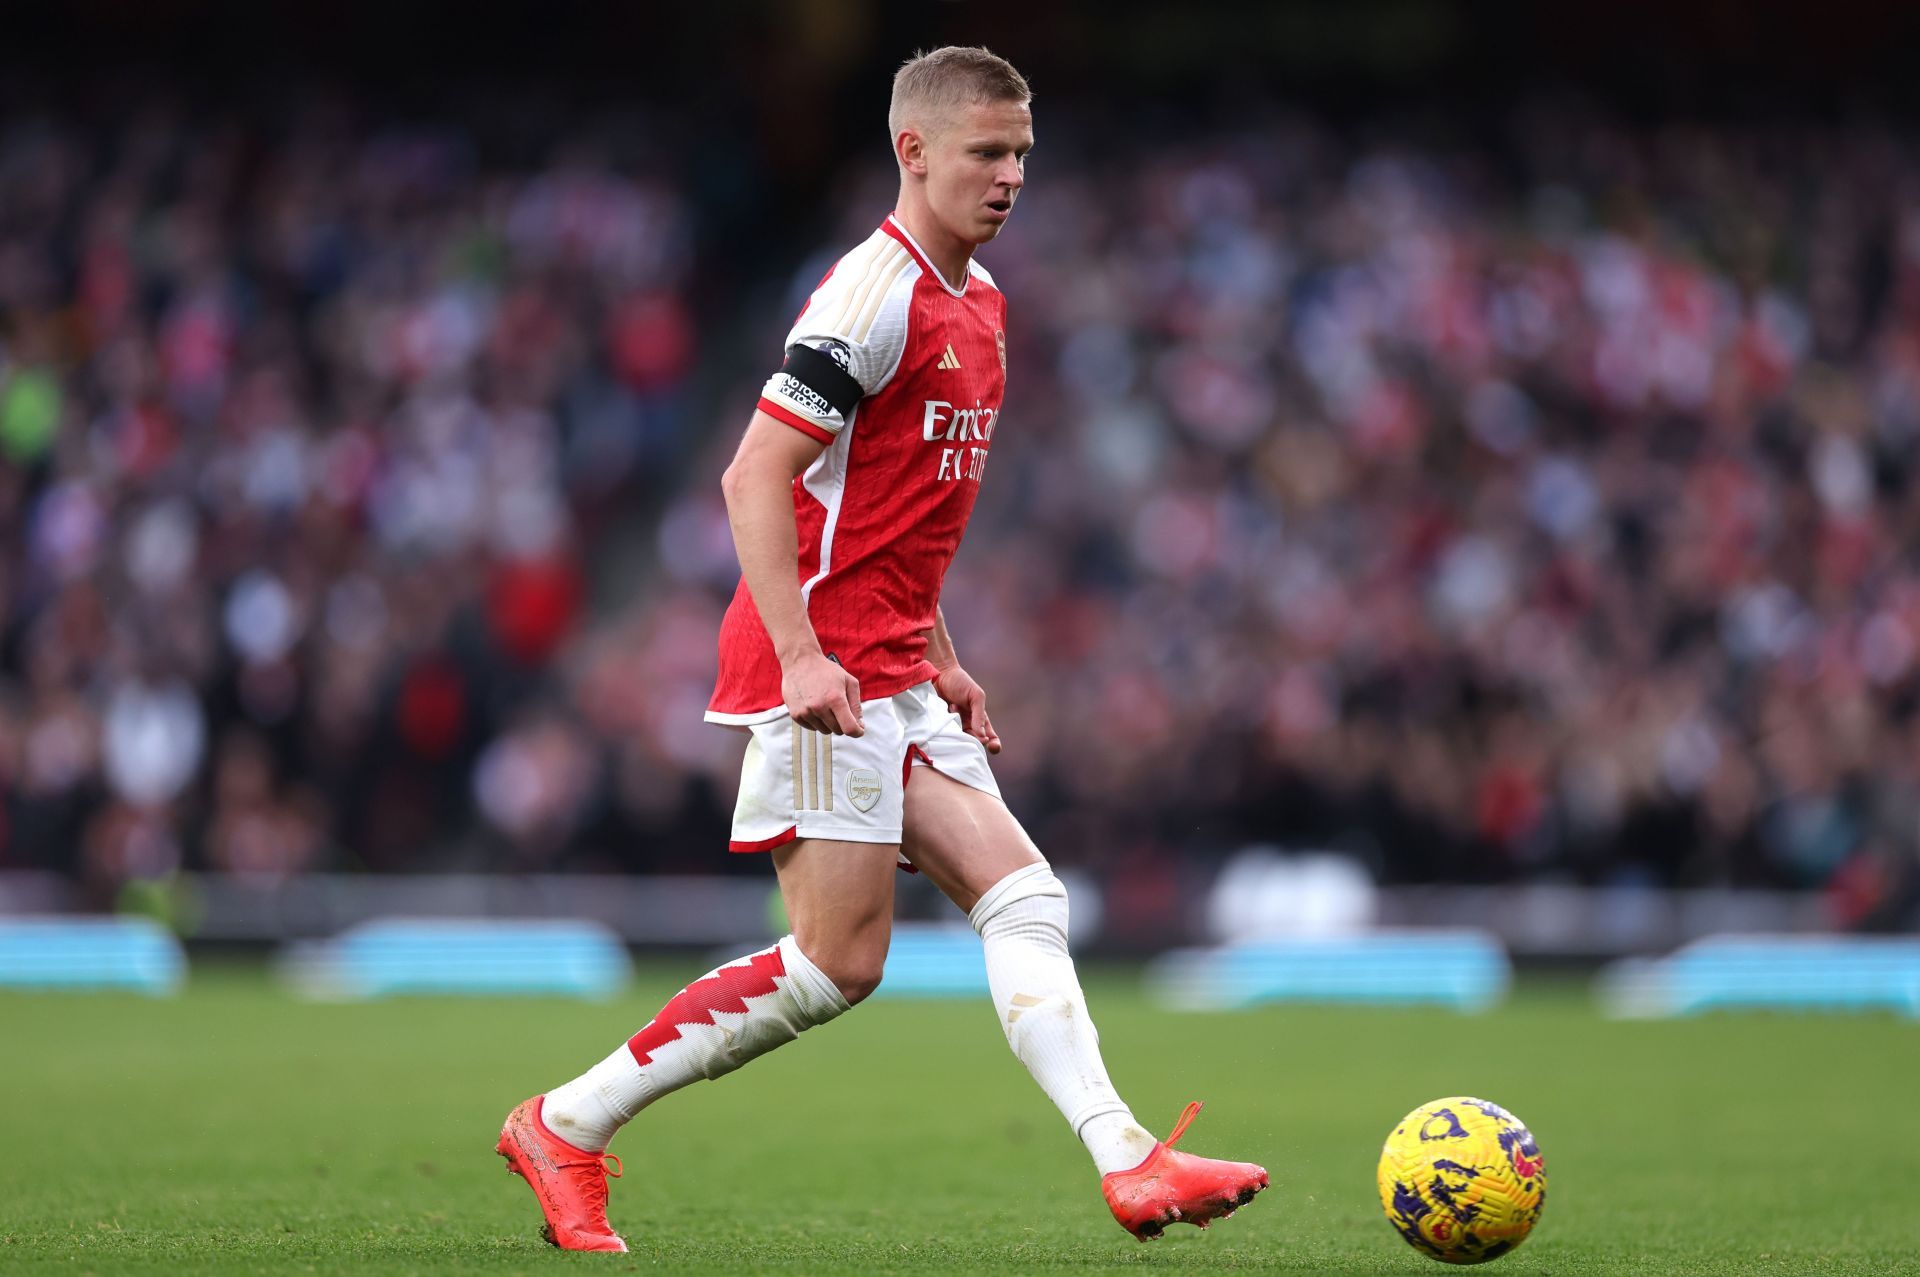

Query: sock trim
[
  {"left": 969, "top": 861, "right": 1062, "bottom": 932},
  {"left": 777, "top": 934, "right": 852, "bottom": 1021},
  {"left": 1069, "top": 1099, "right": 1134, "bottom": 1138}
]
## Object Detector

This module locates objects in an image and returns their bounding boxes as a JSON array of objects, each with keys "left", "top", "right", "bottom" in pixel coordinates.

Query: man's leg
[
  {"left": 903, "top": 765, "right": 1267, "bottom": 1239},
  {"left": 502, "top": 694, "right": 913, "bottom": 1252},
  {"left": 539, "top": 838, "right": 896, "bottom": 1153},
  {"left": 500, "top": 838, "right": 894, "bottom": 1250},
  {"left": 900, "top": 768, "right": 1158, "bottom": 1175}
]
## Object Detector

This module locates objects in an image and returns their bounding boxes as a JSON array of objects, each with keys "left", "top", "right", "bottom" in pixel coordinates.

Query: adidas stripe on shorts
[{"left": 726, "top": 680, "right": 1001, "bottom": 852}]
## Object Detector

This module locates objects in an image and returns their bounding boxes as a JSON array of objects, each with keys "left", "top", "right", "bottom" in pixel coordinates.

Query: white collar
[{"left": 886, "top": 215, "right": 971, "bottom": 297}]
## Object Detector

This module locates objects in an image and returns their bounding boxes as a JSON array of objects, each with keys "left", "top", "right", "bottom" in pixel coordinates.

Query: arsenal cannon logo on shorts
[{"left": 847, "top": 769, "right": 883, "bottom": 813}]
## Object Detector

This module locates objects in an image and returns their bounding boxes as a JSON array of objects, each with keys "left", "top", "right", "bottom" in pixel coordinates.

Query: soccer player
[{"left": 497, "top": 46, "right": 1268, "bottom": 1251}]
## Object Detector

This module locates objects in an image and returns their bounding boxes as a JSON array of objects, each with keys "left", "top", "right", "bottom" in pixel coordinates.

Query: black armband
[{"left": 779, "top": 342, "right": 864, "bottom": 418}]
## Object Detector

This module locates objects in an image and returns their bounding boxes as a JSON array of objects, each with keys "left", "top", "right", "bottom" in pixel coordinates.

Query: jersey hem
[
  {"left": 707, "top": 665, "right": 939, "bottom": 724},
  {"left": 704, "top": 704, "right": 793, "bottom": 726}
]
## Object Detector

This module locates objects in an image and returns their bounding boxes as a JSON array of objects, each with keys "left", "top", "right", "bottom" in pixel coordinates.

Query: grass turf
[{"left": 2, "top": 963, "right": 1917, "bottom": 1275}]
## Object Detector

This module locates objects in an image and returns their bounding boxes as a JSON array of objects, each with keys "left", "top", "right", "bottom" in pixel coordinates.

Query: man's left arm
[{"left": 928, "top": 606, "right": 1002, "bottom": 754}]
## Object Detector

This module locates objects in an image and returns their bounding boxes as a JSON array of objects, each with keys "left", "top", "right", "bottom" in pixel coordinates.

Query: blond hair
[{"left": 888, "top": 46, "right": 1031, "bottom": 143}]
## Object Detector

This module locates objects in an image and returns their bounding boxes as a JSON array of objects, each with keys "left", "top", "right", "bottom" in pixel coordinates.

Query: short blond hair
[{"left": 888, "top": 46, "right": 1031, "bottom": 143}]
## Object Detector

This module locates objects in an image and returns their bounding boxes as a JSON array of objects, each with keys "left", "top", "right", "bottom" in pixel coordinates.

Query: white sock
[
  {"left": 541, "top": 934, "right": 850, "bottom": 1152},
  {"left": 971, "top": 863, "right": 1159, "bottom": 1176}
]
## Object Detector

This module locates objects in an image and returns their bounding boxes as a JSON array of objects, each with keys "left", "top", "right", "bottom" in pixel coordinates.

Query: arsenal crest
[
  {"left": 847, "top": 768, "right": 883, "bottom": 813},
  {"left": 995, "top": 329, "right": 1006, "bottom": 372}
]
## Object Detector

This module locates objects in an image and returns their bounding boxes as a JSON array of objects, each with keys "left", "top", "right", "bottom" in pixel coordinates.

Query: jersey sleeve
[{"left": 757, "top": 235, "right": 916, "bottom": 441}]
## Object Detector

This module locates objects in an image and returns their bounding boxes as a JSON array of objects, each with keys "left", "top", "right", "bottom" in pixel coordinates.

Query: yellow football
[{"left": 1377, "top": 1096, "right": 1546, "bottom": 1264}]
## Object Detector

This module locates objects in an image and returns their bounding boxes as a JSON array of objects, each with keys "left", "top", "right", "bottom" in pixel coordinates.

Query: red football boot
[
  {"left": 1101, "top": 1102, "right": 1269, "bottom": 1241},
  {"left": 496, "top": 1096, "right": 628, "bottom": 1252}
]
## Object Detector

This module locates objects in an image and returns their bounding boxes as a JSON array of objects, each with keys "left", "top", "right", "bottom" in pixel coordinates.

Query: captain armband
[{"left": 767, "top": 341, "right": 865, "bottom": 424}]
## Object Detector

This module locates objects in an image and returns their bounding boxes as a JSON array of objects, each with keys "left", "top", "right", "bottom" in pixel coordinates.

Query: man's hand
[
  {"left": 783, "top": 651, "right": 864, "bottom": 736},
  {"left": 933, "top": 663, "right": 1001, "bottom": 754}
]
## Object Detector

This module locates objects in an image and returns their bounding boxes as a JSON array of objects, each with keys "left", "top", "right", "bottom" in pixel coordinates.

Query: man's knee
[
  {"left": 969, "top": 863, "right": 1069, "bottom": 947},
  {"left": 814, "top": 945, "right": 886, "bottom": 1005},
  {"left": 776, "top": 838, "right": 899, "bottom": 1006},
  {"left": 792, "top": 925, "right": 889, "bottom": 1005},
  {"left": 832, "top": 957, "right": 886, "bottom": 1005}
]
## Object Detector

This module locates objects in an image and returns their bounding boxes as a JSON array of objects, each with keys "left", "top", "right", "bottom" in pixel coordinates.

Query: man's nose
[{"left": 997, "top": 159, "right": 1024, "bottom": 190}]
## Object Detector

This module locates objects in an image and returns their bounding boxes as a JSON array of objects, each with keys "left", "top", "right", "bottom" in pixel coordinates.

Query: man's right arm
[{"left": 720, "top": 409, "right": 864, "bottom": 737}]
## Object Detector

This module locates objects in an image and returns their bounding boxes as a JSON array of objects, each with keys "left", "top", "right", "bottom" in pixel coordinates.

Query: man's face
[{"left": 918, "top": 98, "right": 1033, "bottom": 247}]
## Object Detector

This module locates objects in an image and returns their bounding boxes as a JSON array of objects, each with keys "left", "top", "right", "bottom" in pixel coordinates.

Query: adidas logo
[{"left": 937, "top": 344, "right": 962, "bottom": 370}]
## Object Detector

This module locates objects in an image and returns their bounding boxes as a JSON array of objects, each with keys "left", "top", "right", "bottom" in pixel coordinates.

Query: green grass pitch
[{"left": 3, "top": 963, "right": 1918, "bottom": 1275}]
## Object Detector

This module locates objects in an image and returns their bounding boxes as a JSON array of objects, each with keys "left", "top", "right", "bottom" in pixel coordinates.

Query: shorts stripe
[
  {"left": 808, "top": 730, "right": 819, "bottom": 810},
  {"left": 791, "top": 721, "right": 803, "bottom": 812},
  {"left": 790, "top": 724, "right": 839, "bottom": 814}
]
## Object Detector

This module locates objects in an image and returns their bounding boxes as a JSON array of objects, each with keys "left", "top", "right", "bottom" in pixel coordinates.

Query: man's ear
[{"left": 896, "top": 127, "right": 929, "bottom": 178}]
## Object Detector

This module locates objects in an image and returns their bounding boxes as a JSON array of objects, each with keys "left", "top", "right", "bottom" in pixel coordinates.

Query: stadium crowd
[{"left": 3, "top": 97, "right": 1918, "bottom": 928}]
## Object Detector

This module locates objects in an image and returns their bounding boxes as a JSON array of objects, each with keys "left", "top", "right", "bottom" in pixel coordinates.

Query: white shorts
[{"left": 726, "top": 680, "right": 1001, "bottom": 853}]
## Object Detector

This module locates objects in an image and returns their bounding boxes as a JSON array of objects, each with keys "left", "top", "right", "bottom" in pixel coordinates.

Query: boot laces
[
  {"left": 559, "top": 1150, "right": 622, "bottom": 1223},
  {"left": 1164, "top": 1101, "right": 1203, "bottom": 1149}
]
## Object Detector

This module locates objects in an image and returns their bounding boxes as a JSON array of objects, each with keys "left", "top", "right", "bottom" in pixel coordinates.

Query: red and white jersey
[{"left": 707, "top": 215, "right": 1008, "bottom": 724}]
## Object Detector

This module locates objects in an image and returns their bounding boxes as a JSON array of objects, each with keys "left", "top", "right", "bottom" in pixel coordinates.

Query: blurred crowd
[
  {"left": 4, "top": 95, "right": 1920, "bottom": 929},
  {"left": 0, "top": 103, "right": 714, "bottom": 901}
]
